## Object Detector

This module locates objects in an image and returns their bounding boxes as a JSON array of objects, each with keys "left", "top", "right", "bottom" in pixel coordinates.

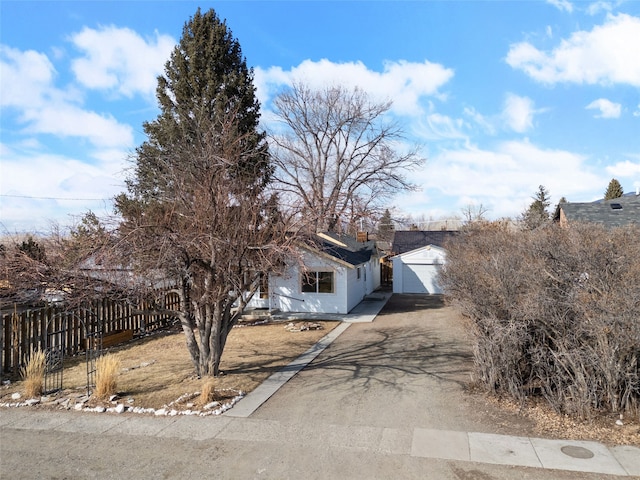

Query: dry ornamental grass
[
  {"left": 94, "top": 354, "right": 121, "bottom": 399},
  {"left": 20, "top": 349, "right": 46, "bottom": 398}
]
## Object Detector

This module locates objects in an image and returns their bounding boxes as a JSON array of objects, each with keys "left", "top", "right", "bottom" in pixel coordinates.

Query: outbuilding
[{"left": 391, "top": 244, "right": 446, "bottom": 294}]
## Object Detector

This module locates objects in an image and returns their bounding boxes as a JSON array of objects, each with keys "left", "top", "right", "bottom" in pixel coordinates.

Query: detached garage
[{"left": 391, "top": 245, "right": 446, "bottom": 294}]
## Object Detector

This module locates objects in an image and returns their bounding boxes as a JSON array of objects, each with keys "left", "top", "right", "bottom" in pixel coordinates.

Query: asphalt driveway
[{"left": 251, "top": 294, "right": 535, "bottom": 434}]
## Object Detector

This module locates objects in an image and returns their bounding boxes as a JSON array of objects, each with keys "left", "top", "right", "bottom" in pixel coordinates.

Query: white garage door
[{"left": 401, "top": 264, "right": 442, "bottom": 294}]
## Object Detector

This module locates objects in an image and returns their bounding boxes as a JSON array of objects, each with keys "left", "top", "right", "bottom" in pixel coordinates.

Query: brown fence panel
[{"left": 1, "top": 289, "right": 180, "bottom": 377}]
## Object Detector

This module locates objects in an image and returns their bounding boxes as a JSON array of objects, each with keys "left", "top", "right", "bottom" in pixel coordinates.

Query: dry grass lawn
[{"left": 3, "top": 320, "right": 337, "bottom": 410}]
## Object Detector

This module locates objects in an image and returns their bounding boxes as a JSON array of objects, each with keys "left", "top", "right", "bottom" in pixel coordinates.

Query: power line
[{"left": 0, "top": 194, "right": 112, "bottom": 201}]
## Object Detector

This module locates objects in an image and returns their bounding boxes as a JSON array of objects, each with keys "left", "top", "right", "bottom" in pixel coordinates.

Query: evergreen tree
[
  {"left": 17, "top": 236, "right": 46, "bottom": 263},
  {"left": 115, "top": 8, "right": 287, "bottom": 377},
  {"left": 521, "top": 185, "right": 551, "bottom": 230},
  {"left": 126, "top": 8, "right": 270, "bottom": 202},
  {"left": 377, "top": 209, "right": 395, "bottom": 242},
  {"left": 604, "top": 178, "right": 624, "bottom": 200}
]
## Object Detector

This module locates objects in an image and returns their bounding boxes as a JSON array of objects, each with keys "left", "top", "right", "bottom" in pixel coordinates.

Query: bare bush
[{"left": 440, "top": 222, "right": 640, "bottom": 418}]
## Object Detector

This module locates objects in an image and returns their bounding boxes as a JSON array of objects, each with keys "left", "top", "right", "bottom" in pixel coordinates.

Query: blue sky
[{"left": 1, "top": 1, "right": 639, "bottom": 232}]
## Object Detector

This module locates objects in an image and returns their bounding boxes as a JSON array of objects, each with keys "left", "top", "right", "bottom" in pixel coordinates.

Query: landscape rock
[{"left": 11, "top": 392, "right": 21, "bottom": 400}]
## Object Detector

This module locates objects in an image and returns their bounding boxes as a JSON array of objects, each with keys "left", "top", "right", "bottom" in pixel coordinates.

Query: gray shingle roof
[
  {"left": 391, "top": 230, "right": 458, "bottom": 255},
  {"left": 305, "top": 233, "right": 376, "bottom": 266},
  {"left": 557, "top": 194, "right": 640, "bottom": 228}
]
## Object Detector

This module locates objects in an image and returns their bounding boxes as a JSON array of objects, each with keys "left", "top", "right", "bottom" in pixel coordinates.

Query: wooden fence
[{"left": 0, "top": 291, "right": 180, "bottom": 378}]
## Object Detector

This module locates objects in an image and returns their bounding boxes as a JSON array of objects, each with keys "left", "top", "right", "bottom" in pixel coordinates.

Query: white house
[
  {"left": 391, "top": 245, "right": 446, "bottom": 294},
  {"left": 247, "top": 232, "right": 381, "bottom": 314}
]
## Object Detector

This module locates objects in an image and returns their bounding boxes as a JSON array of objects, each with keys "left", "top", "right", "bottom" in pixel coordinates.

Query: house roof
[
  {"left": 391, "top": 230, "right": 458, "bottom": 255},
  {"left": 555, "top": 193, "right": 640, "bottom": 228},
  {"left": 303, "top": 232, "right": 377, "bottom": 267}
]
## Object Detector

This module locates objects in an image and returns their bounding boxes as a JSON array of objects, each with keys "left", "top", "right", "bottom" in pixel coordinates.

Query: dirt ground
[{"left": 0, "top": 319, "right": 336, "bottom": 410}]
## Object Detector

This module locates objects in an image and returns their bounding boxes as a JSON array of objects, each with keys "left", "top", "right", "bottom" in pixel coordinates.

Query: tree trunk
[
  {"left": 178, "top": 310, "right": 201, "bottom": 376},
  {"left": 176, "top": 284, "right": 201, "bottom": 375}
]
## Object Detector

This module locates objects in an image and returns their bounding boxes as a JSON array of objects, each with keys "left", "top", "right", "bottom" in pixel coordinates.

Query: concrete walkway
[
  {"left": 1, "top": 292, "right": 638, "bottom": 479},
  {"left": 1, "top": 409, "right": 638, "bottom": 477}
]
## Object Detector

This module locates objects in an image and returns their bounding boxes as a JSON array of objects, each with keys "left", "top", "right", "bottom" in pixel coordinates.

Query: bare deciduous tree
[
  {"left": 269, "top": 83, "right": 424, "bottom": 232},
  {"left": 460, "top": 203, "right": 489, "bottom": 224},
  {"left": 0, "top": 214, "right": 125, "bottom": 312}
]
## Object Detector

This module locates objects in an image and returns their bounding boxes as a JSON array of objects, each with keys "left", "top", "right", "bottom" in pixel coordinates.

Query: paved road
[{"left": 1, "top": 294, "right": 637, "bottom": 479}]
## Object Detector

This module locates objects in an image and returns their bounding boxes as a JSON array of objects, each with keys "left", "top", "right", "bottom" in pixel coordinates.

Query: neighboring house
[
  {"left": 389, "top": 231, "right": 458, "bottom": 295},
  {"left": 554, "top": 190, "right": 640, "bottom": 228},
  {"left": 247, "top": 232, "right": 381, "bottom": 314}
]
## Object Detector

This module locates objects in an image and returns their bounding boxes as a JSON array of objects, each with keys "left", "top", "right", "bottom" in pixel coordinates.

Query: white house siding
[
  {"left": 246, "top": 246, "right": 381, "bottom": 314},
  {"left": 270, "top": 250, "right": 351, "bottom": 314},
  {"left": 392, "top": 245, "right": 446, "bottom": 294},
  {"left": 346, "top": 265, "right": 365, "bottom": 312},
  {"left": 369, "top": 258, "right": 381, "bottom": 294}
]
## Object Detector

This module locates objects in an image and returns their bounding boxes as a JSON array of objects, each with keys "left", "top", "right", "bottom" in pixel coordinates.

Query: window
[
  {"left": 357, "top": 267, "right": 361, "bottom": 280},
  {"left": 301, "top": 271, "right": 334, "bottom": 293},
  {"left": 259, "top": 273, "right": 269, "bottom": 299}
]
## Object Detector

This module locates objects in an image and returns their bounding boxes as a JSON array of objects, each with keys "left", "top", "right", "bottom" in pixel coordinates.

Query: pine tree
[
  {"left": 126, "top": 8, "right": 270, "bottom": 201},
  {"left": 17, "top": 236, "right": 46, "bottom": 263},
  {"left": 604, "top": 178, "right": 623, "bottom": 200},
  {"left": 115, "top": 8, "right": 287, "bottom": 377},
  {"left": 521, "top": 185, "right": 551, "bottom": 230},
  {"left": 377, "top": 209, "right": 395, "bottom": 242}
]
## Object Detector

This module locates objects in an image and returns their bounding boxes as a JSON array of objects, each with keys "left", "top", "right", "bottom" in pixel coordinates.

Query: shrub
[
  {"left": 21, "top": 349, "right": 46, "bottom": 398},
  {"left": 199, "top": 378, "right": 216, "bottom": 405},
  {"left": 439, "top": 222, "right": 640, "bottom": 418},
  {"left": 95, "top": 354, "right": 121, "bottom": 398}
]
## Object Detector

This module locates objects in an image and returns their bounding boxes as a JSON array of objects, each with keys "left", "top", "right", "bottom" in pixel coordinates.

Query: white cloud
[
  {"left": 28, "top": 104, "right": 134, "bottom": 148},
  {"left": 1, "top": 145, "right": 127, "bottom": 198},
  {"left": 1, "top": 45, "right": 135, "bottom": 149},
  {"left": 547, "top": 0, "right": 574, "bottom": 13},
  {"left": 397, "top": 140, "right": 601, "bottom": 218},
  {"left": 412, "top": 113, "right": 467, "bottom": 141},
  {"left": 634, "top": 103, "right": 640, "bottom": 116},
  {"left": 70, "top": 25, "right": 175, "bottom": 98},
  {"left": 463, "top": 107, "right": 496, "bottom": 135},
  {"left": 255, "top": 58, "right": 454, "bottom": 116},
  {"left": 585, "top": 98, "right": 622, "bottom": 118},
  {"left": 506, "top": 13, "right": 640, "bottom": 86},
  {"left": 605, "top": 159, "right": 640, "bottom": 177},
  {"left": 0, "top": 149, "right": 126, "bottom": 232},
  {"left": 586, "top": 1, "right": 613, "bottom": 16},
  {"left": 0, "top": 45, "right": 56, "bottom": 109},
  {"left": 502, "top": 93, "right": 536, "bottom": 132}
]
